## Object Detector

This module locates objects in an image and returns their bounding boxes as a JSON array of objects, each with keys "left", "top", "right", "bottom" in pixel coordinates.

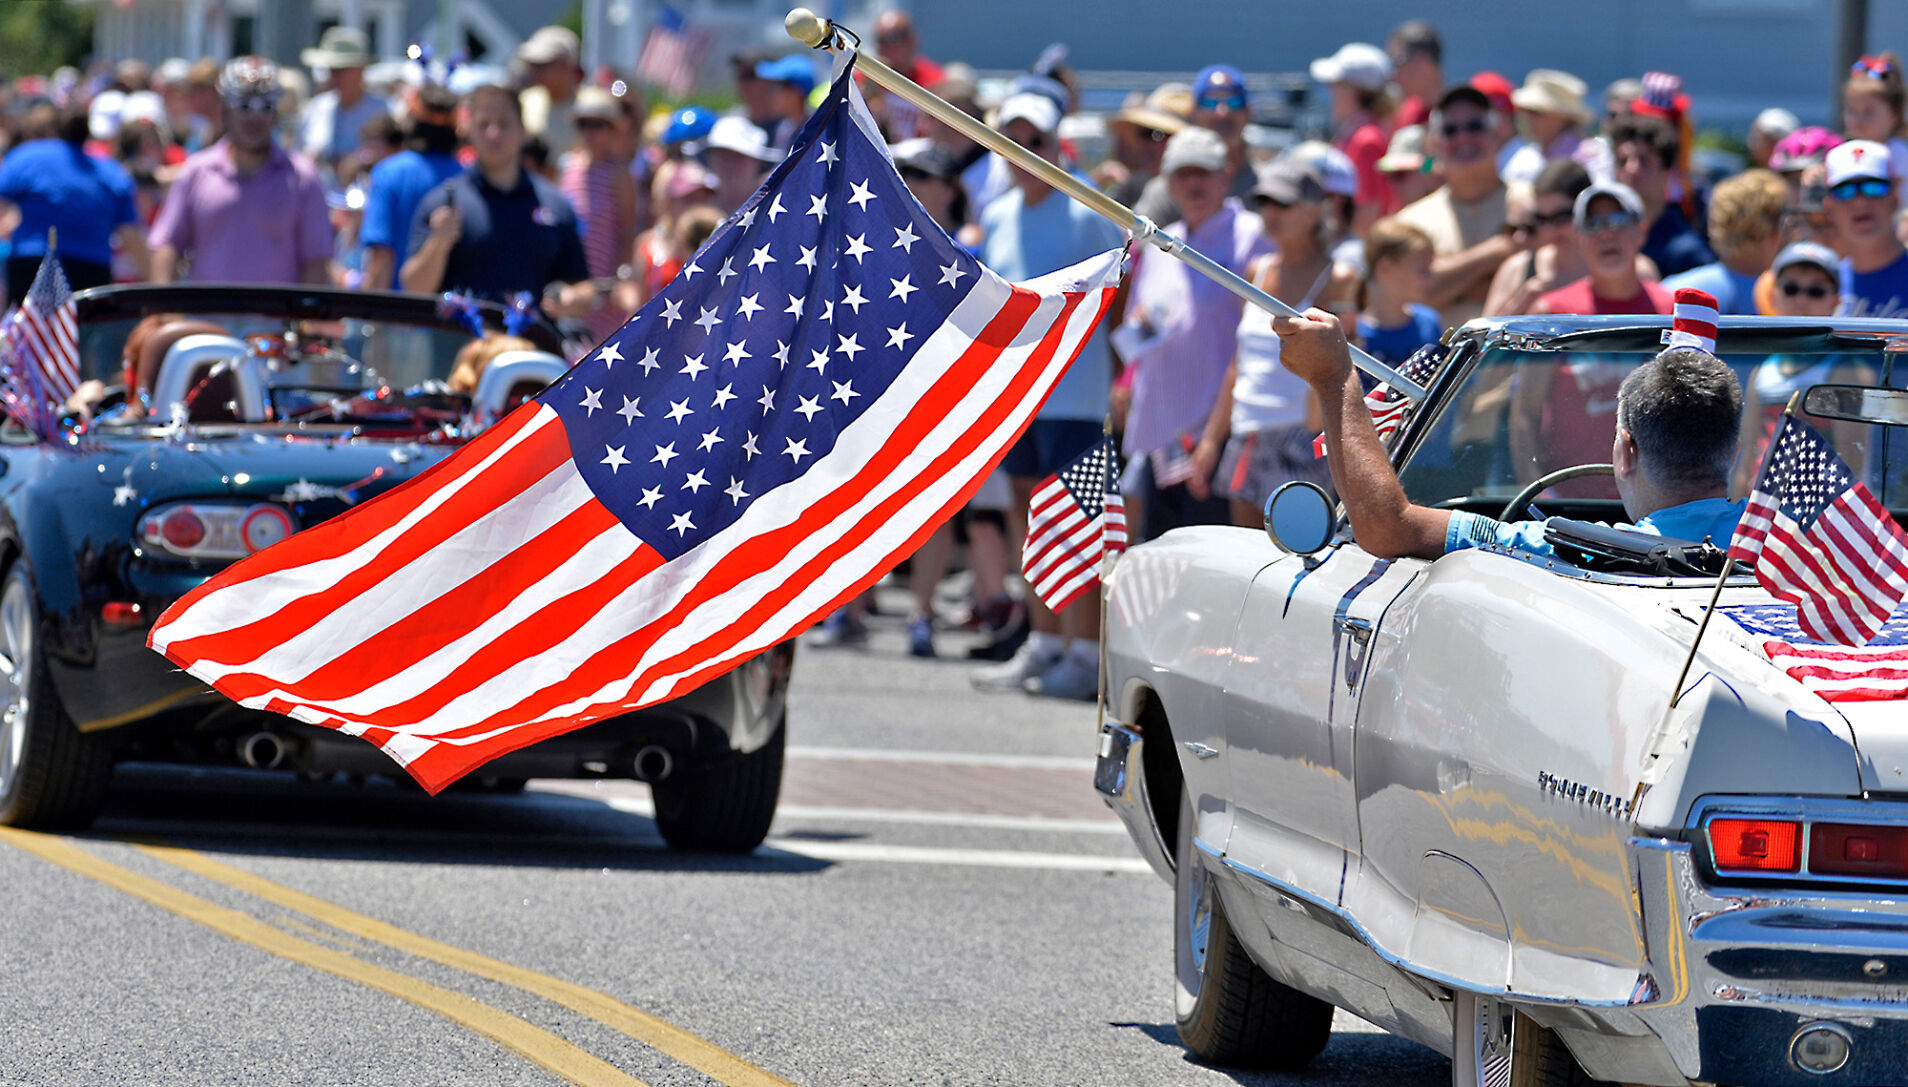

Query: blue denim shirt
[{"left": 1444, "top": 496, "right": 1744, "bottom": 558}]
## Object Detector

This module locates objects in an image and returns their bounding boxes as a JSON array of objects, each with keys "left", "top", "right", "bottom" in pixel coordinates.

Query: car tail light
[
  {"left": 1810, "top": 823, "right": 1908, "bottom": 878},
  {"left": 138, "top": 502, "right": 299, "bottom": 560},
  {"left": 1709, "top": 818, "right": 1802, "bottom": 873}
]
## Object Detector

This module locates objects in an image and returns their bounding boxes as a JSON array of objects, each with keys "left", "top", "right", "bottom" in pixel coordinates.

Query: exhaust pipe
[
  {"left": 631, "top": 745, "right": 675, "bottom": 782},
  {"left": 238, "top": 730, "right": 288, "bottom": 771}
]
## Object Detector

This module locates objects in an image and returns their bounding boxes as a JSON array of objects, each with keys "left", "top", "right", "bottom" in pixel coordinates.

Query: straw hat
[
  {"left": 1110, "top": 84, "right": 1192, "bottom": 138},
  {"left": 300, "top": 26, "right": 372, "bottom": 71},
  {"left": 1510, "top": 69, "right": 1591, "bottom": 124}
]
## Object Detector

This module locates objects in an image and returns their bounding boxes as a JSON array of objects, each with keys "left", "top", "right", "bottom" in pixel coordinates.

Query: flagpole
[
  {"left": 1665, "top": 391, "right": 1799, "bottom": 709},
  {"left": 1097, "top": 415, "right": 1113, "bottom": 728},
  {"left": 781, "top": 8, "right": 1426, "bottom": 400}
]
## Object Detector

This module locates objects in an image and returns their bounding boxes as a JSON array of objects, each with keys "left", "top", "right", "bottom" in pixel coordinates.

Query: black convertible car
[{"left": 0, "top": 285, "right": 792, "bottom": 850}]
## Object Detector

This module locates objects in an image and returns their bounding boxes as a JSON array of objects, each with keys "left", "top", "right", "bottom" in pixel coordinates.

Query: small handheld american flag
[
  {"left": 1022, "top": 436, "right": 1125, "bottom": 612},
  {"left": 1728, "top": 413, "right": 1908, "bottom": 646},
  {"left": 1313, "top": 340, "right": 1446, "bottom": 459},
  {"left": 1, "top": 249, "right": 80, "bottom": 442}
]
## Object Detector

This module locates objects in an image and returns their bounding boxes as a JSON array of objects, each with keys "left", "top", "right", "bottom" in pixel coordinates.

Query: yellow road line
[
  {"left": 137, "top": 841, "right": 799, "bottom": 1087},
  {"left": 0, "top": 828, "right": 650, "bottom": 1087}
]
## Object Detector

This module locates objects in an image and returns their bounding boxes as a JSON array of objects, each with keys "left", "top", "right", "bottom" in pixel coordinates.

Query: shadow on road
[
  {"left": 1107, "top": 1020, "right": 1448, "bottom": 1085},
  {"left": 88, "top": 763, "right": 832, "bottom": 875}
]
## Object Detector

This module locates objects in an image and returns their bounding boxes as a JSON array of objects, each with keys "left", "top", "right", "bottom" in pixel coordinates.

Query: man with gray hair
[{"left": 1265, "top": 310, "right": 1744, "bottom": 562}]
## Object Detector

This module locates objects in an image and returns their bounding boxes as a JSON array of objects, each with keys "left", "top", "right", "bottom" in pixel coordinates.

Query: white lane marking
[
  {"left": 603, "top": 796, "right": 1122, "bottom": 834},
  {"left": 763, "top": 838, "right": 1151, "bottom": 873},
  {"left": 786, "top": 746, "right": 1096, "bottom": 771}
]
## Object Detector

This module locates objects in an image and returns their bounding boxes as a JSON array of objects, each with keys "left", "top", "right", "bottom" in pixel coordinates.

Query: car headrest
[
  {"left": 151, "top": 333, "right": 263, "bottom": 421},
  {"left": 470, "top": 349, "right": 567, "bottom": 428}
]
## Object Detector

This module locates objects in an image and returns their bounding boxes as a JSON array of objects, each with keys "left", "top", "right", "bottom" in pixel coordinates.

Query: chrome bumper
[
  {"left": 1095, "top": 721, "right": 1173, "bottom": 883},
  {"left": 1612, "top": 836, "right": 1908, "bottom": 1085}
]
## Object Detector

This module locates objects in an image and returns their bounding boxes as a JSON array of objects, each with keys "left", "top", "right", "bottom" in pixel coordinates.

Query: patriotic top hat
[{"left": 1665, "top": 288, "right": 1718, "bottom": 355}]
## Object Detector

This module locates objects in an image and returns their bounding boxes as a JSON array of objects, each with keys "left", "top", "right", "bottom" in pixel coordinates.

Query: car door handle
[
  {"left": 1335, "top": 616, "right": 1373, "bottom": 646},
  {"left": 1183, "top": 741, "right": 1219, "bottom": 760}
]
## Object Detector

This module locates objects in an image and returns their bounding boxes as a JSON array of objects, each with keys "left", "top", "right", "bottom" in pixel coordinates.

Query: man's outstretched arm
[{"left": 1272, "top": 309, "right": 1451, "bottom": 560}]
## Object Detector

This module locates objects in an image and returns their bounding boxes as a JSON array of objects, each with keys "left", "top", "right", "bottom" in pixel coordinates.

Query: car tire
[
  {"left": 0, "top": 564, "right": 112, "bottom": 830},
  {"left": 651, "top": 718, "right": 784, "bottom": 852},
  {"left": 1452, "top": 991, "right": 1611, "bottom": 1087},
  {"left": 1173, "top": 791, "right": 1334, "bottom": 1068}
]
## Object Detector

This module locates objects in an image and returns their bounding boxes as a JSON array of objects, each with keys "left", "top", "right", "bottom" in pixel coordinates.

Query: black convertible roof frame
[{"left": 70, "top": 283, "right": 566, "bottom": 354}]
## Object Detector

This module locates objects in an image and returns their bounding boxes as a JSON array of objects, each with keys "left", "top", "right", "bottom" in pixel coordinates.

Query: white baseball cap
[
  {"left": 1310, "top": 43, "right": 1390, "bottom": 93},
  {"left": 1161, "top": 126, "right": 1228, "bottom": 175},
  {"left": 996, "top": 92, "right": 1061, "bottom": 135},
  {"left": 1826, "top": 139, "right": 1891, "bottom": 188}
]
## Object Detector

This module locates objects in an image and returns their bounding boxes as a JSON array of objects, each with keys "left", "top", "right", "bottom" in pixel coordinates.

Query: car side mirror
[{"left": 1265, "top": 481, "right": 1335, "bottom": 555}]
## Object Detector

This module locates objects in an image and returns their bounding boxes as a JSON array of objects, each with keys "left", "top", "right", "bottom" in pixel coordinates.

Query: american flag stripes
[
  {"left": 1022, "top": 436, "right": 1124, "bottom": 612},
  {"left": 4, "top": 250, "right": 81, "bottom": 408},
  {"left": 1725, "top": 604, "right": 1908, "bottom": 702},
  {"left": 636, "top": 4, "right": 710, "bottom": 100},
  {"left": 1728, "top": 414, "right": 1908, "bottom": 646},
  {"left": 1313, "top": 340, "right": 1446, "bottom": 459},
  {"left": 149, "top": 60, "right": 1125, "bottom": 792}
]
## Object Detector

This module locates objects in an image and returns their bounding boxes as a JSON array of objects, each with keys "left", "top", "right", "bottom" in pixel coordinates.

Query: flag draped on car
[
  {"left": 1723, "top": 603, "right": 1908, "bottom": 701},
  {"left": 1728, "top": 413, "right": 1908, "bottom": 646},
  {"left": 1022, "top": 436, "right": 1125, "bottom": 612},
  {"left": 1, "top": 249, "right": 80, "bottom": 440},
  {"left": 149, "top": 59, "right": 1125, "bottom": 792}
]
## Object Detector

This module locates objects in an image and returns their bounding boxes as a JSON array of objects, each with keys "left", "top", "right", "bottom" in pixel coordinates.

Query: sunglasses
[
  {"left": 1532, "top": 208, "right": 1573, "bottom": 227},
  {"left": 1440, "top": 118, "right": 1488, "bottom": 138},
  {"left": 1506, "top": 220, "right": 1535, "bottom": 235},
  {"left": 1829, "top": 178, "right": 1892, "bottom": 201},
  {"left": 225, "top": 94, "right": 279, "bottom": 114},
  {"left": 576, "top": 117, "right": 612, "bottom": 130},
  {"left": 1778, "top": 280, "right": 1835, "bottom": 299},
  {"left": 1196, "top": 91, "right": 1246, "bottom": 113},
  {"left": 1580, "top": 211, "right": 1640, "bottom": 234}
]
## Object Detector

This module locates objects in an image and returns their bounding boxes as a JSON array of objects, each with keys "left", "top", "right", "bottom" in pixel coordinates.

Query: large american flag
[
  {"left": 1728, "top": 414, "right": 1908, "bottom": 645},
  {"left": 149, "top": 60, "right": 1125, "bottom": 792},
  {"left": 1724, "top": 603, "right": 1908, "bottom": 702},
  {"left": 3, "top": 250, "right": 81, "bottom": 409},
  {"left": 1023, "top": 436, "right": 1125, "bottom": 612},
  {"left": 635, "top": 4, "right": 710, "bottom": 100},
  {"left": 1313, "top": 340, "right": 1446, "bottom": 459}
]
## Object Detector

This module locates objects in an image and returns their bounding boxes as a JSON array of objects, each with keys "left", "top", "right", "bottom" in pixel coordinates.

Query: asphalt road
[{"left": 0, "top": 592, "right": 1450, "bottom": 1087}]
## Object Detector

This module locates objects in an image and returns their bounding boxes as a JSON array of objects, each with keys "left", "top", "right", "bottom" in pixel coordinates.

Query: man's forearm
[
  {"left": 1313, "top": 369, "right": 1450, "bottom": 560},
  {"left": 362, "top": 247, "right": 395, "bottom": 292},
  {"left": 149, "top": 245, "right": 179, "bottom": 284},
  {"left": 400, "top": 234, "right": 453, "bottom": 293},
  {"left": 1424, "top": 235, "right": 1516, "bottom": 309}
]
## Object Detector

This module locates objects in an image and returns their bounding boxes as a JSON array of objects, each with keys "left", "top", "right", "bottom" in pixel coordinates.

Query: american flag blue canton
[{"left": 546, "top": 68, "right": 978, "bottom": 561}]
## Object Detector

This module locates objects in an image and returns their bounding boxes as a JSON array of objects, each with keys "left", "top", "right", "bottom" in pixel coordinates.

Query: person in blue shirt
[
  {"left": 1662, "top": 168, "right": 1786, "bottom": 315},
  {"left": 359, "top": 85, "right": 463, "bottom": 290},
  {"left": 1823, "top": 140, "right": 1908, "bottom": 319},
  {"left": 1269, "top": 307, "right": 1743, "bottom": 561},
  {"left": 1355, "top": 216, "right": 1443, "bottom": 365},
  {"left": 0, "top": 105, "right": 145, "bottom": 300}
]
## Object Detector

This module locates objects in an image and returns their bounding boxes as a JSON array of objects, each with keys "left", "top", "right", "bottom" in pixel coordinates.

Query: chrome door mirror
[
  {"left": 1803, "top": 384, "right": 1908, "bottom": 426},
  {"left": 1265, "top": 481, "right": 1335, "bottom": 555}
]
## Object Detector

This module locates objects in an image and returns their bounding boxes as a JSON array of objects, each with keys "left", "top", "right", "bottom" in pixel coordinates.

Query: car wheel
[
  {"left": 651, "top": 717, "right": 784, "bottom": 852},
  {"left": 1172, "top": 791, "right": 1334, "bottom": 1068},
  {"left": 1452, "top": 991, "right": 1610, "bottom": 1087},
  {"left": 0, "top": 564, "right": 112, "bottom": 830}
]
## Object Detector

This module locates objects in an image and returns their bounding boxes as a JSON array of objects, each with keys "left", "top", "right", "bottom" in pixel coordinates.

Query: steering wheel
[{"left": 1498, "top": 463, "right": 1615, "bottom": 522}]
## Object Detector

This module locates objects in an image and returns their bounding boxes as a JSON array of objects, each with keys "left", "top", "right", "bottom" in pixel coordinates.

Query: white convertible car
[{"left": 1096, "top": 315, "right": 1908, "bottom": 1087}]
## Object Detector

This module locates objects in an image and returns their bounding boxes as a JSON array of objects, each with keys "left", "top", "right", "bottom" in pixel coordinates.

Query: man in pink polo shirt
[{"left": 149, "top": 56, "right": 333, "bottom": 285}]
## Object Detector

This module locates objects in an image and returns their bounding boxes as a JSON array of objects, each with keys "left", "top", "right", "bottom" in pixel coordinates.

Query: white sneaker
[
  {"left": 971, "top": 641, "right": 1062, "bottom": 690},
  {"left": 1023, "top": 654, "right": 1100, "bottom": 702}
]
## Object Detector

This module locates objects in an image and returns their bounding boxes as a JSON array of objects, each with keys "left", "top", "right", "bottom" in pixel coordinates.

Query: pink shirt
[{"left": 149, "top": 139, "right": 333, "bottom": 283}]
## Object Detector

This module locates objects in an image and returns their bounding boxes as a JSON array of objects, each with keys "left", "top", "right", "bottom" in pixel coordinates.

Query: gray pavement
[{"left": 0, "top": 590, "right": 1449, "bottom": 1087}]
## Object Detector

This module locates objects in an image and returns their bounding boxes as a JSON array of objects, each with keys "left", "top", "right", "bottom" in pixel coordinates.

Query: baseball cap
[
  {"left": 516, "top": 26, "right": 579, "bottom": 66},
  {"left": 1573, "top": 179, "right": 1645, "bottom": 227},
  {"left": 1309, "top": 43, "right": 1389, "bottom": 92},
  {"left": 1768, "top": 126, "right": 1843, "bottom": 173},
  {"left": 1161, "top": 125, "right": 1228, "bottom": 175},
  {"left": 1435, "top": 84, "right": 1492, "bottom": 115},
  {"left": 1251, "top": 160, "right": 1326, "bottom": 206},
  {"left": 572, "top": 86, "right": 620, "bottom": 122},
  {"left": 1752, "top": 107, "right": 1800, "bottom": 140},
  {"left": 1772, "top": 240, "right": 1841, "bottom": 279},
  {"left": 1469, "top": 71, "right": 1515, "bottom": 116},
  {"left": 88, "top": 90, "right": 126, "bottom": 141},
  {"left": 1193, "top": 64, "right": 1247, "bottom": 105},
  {"left": 700, "top": 115, "right": 778, "bottom": 162},
  {"left": 996, "top": 91, "right": 1061, "bottom": 135},
  {"left": 660, "top": 105, "right": 716, "bottom": 145},
  {"left": 1826, "top": 139, "right": 1891, "bottom": 188},
  {"left": 891, "top": 138, "right": 959, "bottom": 181},
  {"left": 1376, "top": 124, "right": 1426, "bottom": 173},
  {"left": 755, "top": 54, "right": 817, "bottom": 97},
  {"left": 1285, "top": 140, "right": 1358, "bottom": 197}
]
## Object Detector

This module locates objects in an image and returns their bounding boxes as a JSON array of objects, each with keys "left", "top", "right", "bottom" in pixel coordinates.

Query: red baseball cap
[{"left": 1469, "top": 71, "right": 1515, "bottom": 115}]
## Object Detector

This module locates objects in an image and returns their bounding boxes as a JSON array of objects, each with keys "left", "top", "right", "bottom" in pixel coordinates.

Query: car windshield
[
  {"left": 79, "top": 312, "right": 480, "bottom": 392},
  {"left": 1396, "top": 329, "right": 1908, "bottom": 518}
]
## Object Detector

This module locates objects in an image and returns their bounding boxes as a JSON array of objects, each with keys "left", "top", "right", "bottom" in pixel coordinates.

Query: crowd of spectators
[{"left": 5, "top": 16, "right": 1908, "bottom": 697}]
